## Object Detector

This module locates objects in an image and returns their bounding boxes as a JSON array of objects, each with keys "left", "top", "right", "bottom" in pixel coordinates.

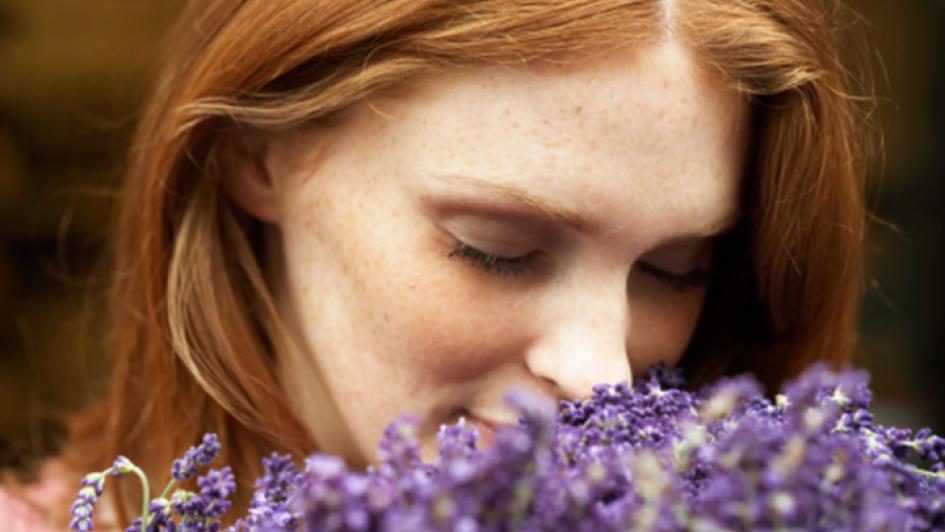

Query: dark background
[{"left": 1, "top": 1, "right": 942, "bottom": 471}]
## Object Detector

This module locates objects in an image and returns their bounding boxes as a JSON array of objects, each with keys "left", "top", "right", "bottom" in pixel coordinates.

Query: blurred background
[{"left": 0, "top": 1, "right": 942, "bottom": 473}]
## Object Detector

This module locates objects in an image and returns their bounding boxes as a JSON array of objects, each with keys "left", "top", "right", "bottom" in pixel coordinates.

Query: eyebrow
[
  {"left": 430, "top": 172, "right": 742, "bottom": 238},
  {"left": 431, "top": 173, "right": 594, "bottom": 233}
]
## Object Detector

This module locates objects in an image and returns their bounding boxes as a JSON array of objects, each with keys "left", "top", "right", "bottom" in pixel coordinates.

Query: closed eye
[
  {"left": 447, "top": 241, "right": 540, "bottom": 277},
  {"left": 635, "top": 262, "right": 709, "bottom": 292},
  {"left": 448, "top": 240, "right": 710, "bottom": 292}
]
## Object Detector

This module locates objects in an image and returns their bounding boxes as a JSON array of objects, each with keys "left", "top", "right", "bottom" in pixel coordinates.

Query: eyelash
[
  {"left": 635, "top": 261, "right": 710, "bottom": 292},
  {"left": 447, "top": 241, "right": 710, "bottom": 292},
  {"left": 448, "top": 242, "right": 540, "bottom": 277}
]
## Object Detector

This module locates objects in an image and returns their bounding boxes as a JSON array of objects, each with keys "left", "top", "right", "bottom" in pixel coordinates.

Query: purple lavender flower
[
  {"left": 74, "top": 364, "right": 945, "bottom": 531},
  {"left": 70, "top": 434, "right": 235, "bottom": 531},
  {"left": 229, "top": 453, "right": 302, "bottom": 531},
  {"left": 69, "top": 473, "right": 107, "bottom": 531},
  {"left": 199, "top": 466, "right": 237, "bottom": 518},
  {"left": 172, "top": 433, "right": 222, "bottom": 482}
]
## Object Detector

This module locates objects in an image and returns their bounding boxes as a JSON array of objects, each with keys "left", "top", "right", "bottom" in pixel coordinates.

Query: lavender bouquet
[{"left": 71, "top": 363, "right": 945, "bottom": 531}]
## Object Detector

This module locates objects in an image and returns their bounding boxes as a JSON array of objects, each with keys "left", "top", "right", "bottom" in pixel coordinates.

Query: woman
[{"left": 7, "top": 0, "right": 875, "bottom": 528}]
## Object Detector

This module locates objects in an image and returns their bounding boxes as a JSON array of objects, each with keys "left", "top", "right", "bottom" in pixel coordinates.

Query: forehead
[{"left": 324, "top": 39, "right": 750, "bottom": 247}]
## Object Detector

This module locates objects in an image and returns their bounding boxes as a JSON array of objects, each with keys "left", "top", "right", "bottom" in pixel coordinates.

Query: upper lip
[
  {"left": 452, "top": 407, "right": 517, "bottom": 431},
  {"left": 467, "top": 411, "right": 515, "bottom": 431}
]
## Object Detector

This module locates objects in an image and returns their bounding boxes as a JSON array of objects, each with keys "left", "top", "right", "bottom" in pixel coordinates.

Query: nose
[{"left": 523, "top": 291, "right": 633, "bottom": 401}]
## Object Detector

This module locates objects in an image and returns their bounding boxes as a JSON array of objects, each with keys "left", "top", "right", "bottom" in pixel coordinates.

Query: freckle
[{"left": 573, "top": 105, "right": 583, "bottom": 115}]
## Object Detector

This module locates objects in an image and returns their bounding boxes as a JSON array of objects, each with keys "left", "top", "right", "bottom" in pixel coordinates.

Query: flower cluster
[
  {"left": 71, "top": 364, "right": 945, "bottom": 531},
  {"left": 70, "top": 432, "right": 235, "bottom": 532}
]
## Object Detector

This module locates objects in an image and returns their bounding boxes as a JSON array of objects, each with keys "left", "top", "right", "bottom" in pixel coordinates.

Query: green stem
[
  {"left": 124, "top": 463, "right": 151, "bottom": 531},
  {"left": 160, "top": 478, "right": 177, "bottom": 500},
  {"left": 907, "top": 465, "right": 944, "bottom": 480}
]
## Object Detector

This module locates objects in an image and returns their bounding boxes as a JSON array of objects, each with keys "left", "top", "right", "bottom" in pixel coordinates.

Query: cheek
[
  {"left": 290, "top": 177, "right": 531, "bottom": 390},
  {"left": 362, "top": 234, "right": 534, "bottom": 383}
]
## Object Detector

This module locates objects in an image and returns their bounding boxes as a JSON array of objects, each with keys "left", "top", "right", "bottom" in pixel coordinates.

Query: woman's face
[{"left": 244, "top": 39, "right": 750, "bottom": 464}]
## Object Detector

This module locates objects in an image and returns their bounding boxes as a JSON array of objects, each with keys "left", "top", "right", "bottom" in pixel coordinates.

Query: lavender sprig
[
  {"left": 70, "top": 434, "right": 229, "bottom": 531},
  {"left": 171, "top": 433, "right": 222, "bottom": 483},
  {"left": 69, "top": 455, "right": 150, "bottom": 531},
  {"left": 69, "top": 472, "right": 106, "bottom": 531}
]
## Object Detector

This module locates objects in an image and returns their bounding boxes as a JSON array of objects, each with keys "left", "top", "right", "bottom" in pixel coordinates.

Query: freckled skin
[{"left": 259, "top": 39, "right": 750, "bottom": 465}]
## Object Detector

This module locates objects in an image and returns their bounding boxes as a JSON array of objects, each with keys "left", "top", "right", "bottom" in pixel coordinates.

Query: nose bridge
[{"left": 524, "top": 272, "right": 632, "bottom": 401}]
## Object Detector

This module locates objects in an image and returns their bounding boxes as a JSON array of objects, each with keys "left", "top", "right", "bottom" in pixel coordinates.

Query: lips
[{"left": 454, "top": 408, "right": 505, "bottom": 448}]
